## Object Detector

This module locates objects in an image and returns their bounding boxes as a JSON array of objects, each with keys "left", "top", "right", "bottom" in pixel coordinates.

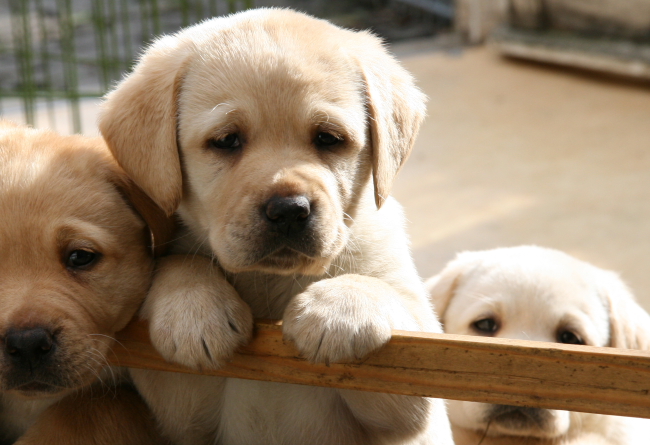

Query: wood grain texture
[{"left": 111, "top": 319, "right": 650, "bottom": 419}]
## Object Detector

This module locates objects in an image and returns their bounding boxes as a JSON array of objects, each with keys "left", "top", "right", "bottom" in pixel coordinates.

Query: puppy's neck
[{"left": 226, "top": 271, "right": 316, "bottom": 319}]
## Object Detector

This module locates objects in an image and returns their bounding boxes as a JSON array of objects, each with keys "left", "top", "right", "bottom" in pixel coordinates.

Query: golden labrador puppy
[
  {"left": 99, "top": 8, "right": 452, "bottom": 445},
  {"left": 426, "top": 246, "right": 650, "bottom": 445},
  {"left": 0, "top": 121, "right": 166, "bottom": 445}
]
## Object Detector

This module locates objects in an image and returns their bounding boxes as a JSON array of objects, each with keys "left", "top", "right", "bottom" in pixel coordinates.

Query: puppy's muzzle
[
  {"left": 2, "top": 326, "right": 63, "bottom": 392},
  {"left": 264, "top": 195, "right": 311, "bottom": 237},
  {"left": 248, "top": 194, "right": 324, "bottom": 268},
  {"left": 5, "top": 327, "right": 56, "bottom": 370}
]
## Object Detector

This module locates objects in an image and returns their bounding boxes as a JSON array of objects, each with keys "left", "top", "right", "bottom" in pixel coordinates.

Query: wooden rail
[{"left": 111, "top": 319, "right": 650, "bottom": 419}]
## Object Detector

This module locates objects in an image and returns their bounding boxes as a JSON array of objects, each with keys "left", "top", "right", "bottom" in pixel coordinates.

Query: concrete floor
[{"left": 392, "top": 43, "right": 650, "bottom": 311}]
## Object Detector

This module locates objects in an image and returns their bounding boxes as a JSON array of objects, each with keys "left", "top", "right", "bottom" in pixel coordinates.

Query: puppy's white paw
[
  {"left": 283, "top": 275, "right": 417, "bottom": 364},
  {"left": 143, "top": 255, "right": 253, "bottom": 370}
]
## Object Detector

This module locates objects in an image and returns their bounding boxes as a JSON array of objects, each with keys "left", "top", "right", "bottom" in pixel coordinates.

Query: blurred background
[{"left": 2, "top": 0, "right": 650, "bottom": 309}]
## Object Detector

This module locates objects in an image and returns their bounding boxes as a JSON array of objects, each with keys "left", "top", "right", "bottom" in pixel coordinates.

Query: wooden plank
[{"left": 110, "top": 319, "right": 650, "bottom": 419}]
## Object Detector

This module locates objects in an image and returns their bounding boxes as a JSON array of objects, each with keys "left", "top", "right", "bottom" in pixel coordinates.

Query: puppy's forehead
[
  {"left": 450, "top": 254, "right": 609, "bottom": 335},
  {"left": 0, "top": 128, "right": 114, "bottom": 189},
  {"left": 179, "top": 17, "right": 366, "bottom": 130},
  {"left": 463, "top": 259, "right": 599, "bottom": 307},
  {"left": 0, "top": 134, "right": 135, "bottom": 251}
]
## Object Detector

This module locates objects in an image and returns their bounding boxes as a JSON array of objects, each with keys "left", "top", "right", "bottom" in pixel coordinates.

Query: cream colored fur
[
  {"left": 99, "top": 8, "right": 452, "bottom": 445},
  {"left": 425, "top": 245, "right": 650, "bottom": 445},
  {"left": 0, "top": 121, "right": 163, "bottom": 444}
]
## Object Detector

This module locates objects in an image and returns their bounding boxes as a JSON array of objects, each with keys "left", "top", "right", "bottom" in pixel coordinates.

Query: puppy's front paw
[
  {"left": 143, "top": 256, "right": 253, "bottom": 370},
  {"left": 283, "top": 275, "right": 416, "bottom": 364}
]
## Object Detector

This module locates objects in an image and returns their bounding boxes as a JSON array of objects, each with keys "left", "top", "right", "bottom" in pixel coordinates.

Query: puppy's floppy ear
[
  {"left": 107, "top": 165, "right": 176, "bottom": 257},
  {"left": 120, "top": 180, "right": 176, "bottom": 257},
  {"left": 425, "top": 252, "right": 480, "bottom": 323},
  {"left": 596, "top": 270, "right": 650, "bottom": 350},
  {"left": 99, "top": 34, "right": 193, "bottom": 216},
  {"left": 355, "top": 32, "right": 427, "bottom": 209}
]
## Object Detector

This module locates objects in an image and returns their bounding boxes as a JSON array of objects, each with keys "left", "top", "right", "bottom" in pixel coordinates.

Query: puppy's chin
[
  {"left": 449, "top": 401, "right": 571, "bottom": 439},
  {"left": 485, "top": 405, "right": 569, "bottom": 438},
  {"left": 220, "top": 248, "right": 333, "bottom": 276},
  {"left": 2, "top": 369, "right": 87, "bottom": 400},
  {"left": 6, "top": 382, "right": 72, "bottom": 399}
]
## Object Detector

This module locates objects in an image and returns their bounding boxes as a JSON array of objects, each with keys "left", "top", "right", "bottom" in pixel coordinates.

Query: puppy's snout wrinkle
[
  {"left": 4, "top": 327, "right": 55, "bottom": 368},
  {"left": 264, "top": 195, "right": 311, "bottom": 236}
]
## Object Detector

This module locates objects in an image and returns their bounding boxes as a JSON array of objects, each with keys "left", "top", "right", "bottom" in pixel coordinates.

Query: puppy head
[
  {"left": 425, "top": 245, "right": 650, "bottom": 439},
  {"left": 0, "top": 123, "right": 154, "bottom": 398},
  {"left": 99, "top": 8, "right": 426, "bottom": 276}
]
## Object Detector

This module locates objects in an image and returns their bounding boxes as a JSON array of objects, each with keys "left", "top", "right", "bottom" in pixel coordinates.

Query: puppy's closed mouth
[
  {"left": 257, "top": 247, "right": 316, "bottom": 269},
  {"left": 13, "top": 381, "right": 62, "bottom": 395},
  {"left": 4, "top": 373, "right": 69, "bottom": 395},
  {"left": 486, "top": 405, "right": 552, "bottom": 431}
]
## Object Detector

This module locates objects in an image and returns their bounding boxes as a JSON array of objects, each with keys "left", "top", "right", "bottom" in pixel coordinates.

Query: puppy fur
[
  {"left": 426, "top": 245, "right": 650, "bottom": 445},
  {"left": 0, "top": 121, "right": 163, "bottom": 445},
  {"left": 99, "top": 8, "right": 452, "bottom": 445}
]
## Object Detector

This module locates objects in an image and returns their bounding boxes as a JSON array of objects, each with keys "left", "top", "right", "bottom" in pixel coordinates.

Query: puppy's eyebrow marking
[
  {"left": 314, "top": 110, "right": 331, "bottom": 123},
  {"left": 209, "top": 102, "right": 232, "bottom": 113},
  {"left": 316, "top": 121, "right": 344, "bottom": 132},
  {"left": 312, "top": 110, "right": 344, "bottom": 128}
]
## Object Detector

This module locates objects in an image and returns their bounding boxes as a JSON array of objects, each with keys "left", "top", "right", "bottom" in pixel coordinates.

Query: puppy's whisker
[
  {"left": 292, "top": 274, "right": 304, "bottom": 291},
  {"left": 72, "top": 367, "right": 90, "bottom": 395},
  {"left": 84, "top": 351, "right": 105, "bottom": 370},
  {"left": 87, "top": 333, "right": 127, "bottom": 364},
  {"left": 476, "top": 418, "right": 492, "bottom": 445},
  {"left": 87, "top": 333, "right": 119, "bottom": 345},
  {"left": 82, "top": 362, "right": 104, "bottom": 387},
  {"left": 180, "top": 234, "right": 211, "bottom": 269},
  {"left": 187, "top": 236, "right": 208, "bottom": 259},
  {"left": 81, "top": 362, "right": 117, "bottom": 399},
  {"left": 161, "top": 231, "right": 196, "bottom": 247},
  {"left": 87, "top": 347, "right": 114, "bottom": 376}
]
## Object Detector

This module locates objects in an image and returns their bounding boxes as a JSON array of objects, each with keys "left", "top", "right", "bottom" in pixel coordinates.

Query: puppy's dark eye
[
  {"left": 315, "top": 132, "right": 342, "bottom": 148},
  {"left": 66, "top": 250, "right": 98, "bottom": 269},
  {"left": 472, "top": 318, "right": 499, "bottom": 334},
  {"left": 558, "top": 330, "right": 584, "bottom": 345},
  {"left": 208, "top": 134, "right": 241, "bottom": 150}
]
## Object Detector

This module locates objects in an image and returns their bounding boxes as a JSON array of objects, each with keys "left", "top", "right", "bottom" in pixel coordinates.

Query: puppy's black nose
[
  {"left": 4, "top": 328, "right": 55, "bottom": 368},
  {"left": 265, "top": 195, "right": 311, "bottom": 235}
]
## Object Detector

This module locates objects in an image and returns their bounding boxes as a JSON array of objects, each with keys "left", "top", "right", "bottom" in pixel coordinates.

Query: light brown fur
[
  {"left": 0, "top": 121, "right": 163, "bottom": 445},
  {"left": 99, "top": 8, "right": 452, "bottom": 445},
  {"left": 426, "top": 246, "right": 650, "bottom": 445}
]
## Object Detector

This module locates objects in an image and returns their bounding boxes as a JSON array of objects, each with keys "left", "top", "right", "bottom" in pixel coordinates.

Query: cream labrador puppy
[
  {"left": 426, "top": 245, "right": 650, "bottom": 445},
  {"left": 0, "top": 121, "right": 167, "bottom": 444},
  {"left": 99, "top": 8, "right": 452, "bottom": 445}
]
